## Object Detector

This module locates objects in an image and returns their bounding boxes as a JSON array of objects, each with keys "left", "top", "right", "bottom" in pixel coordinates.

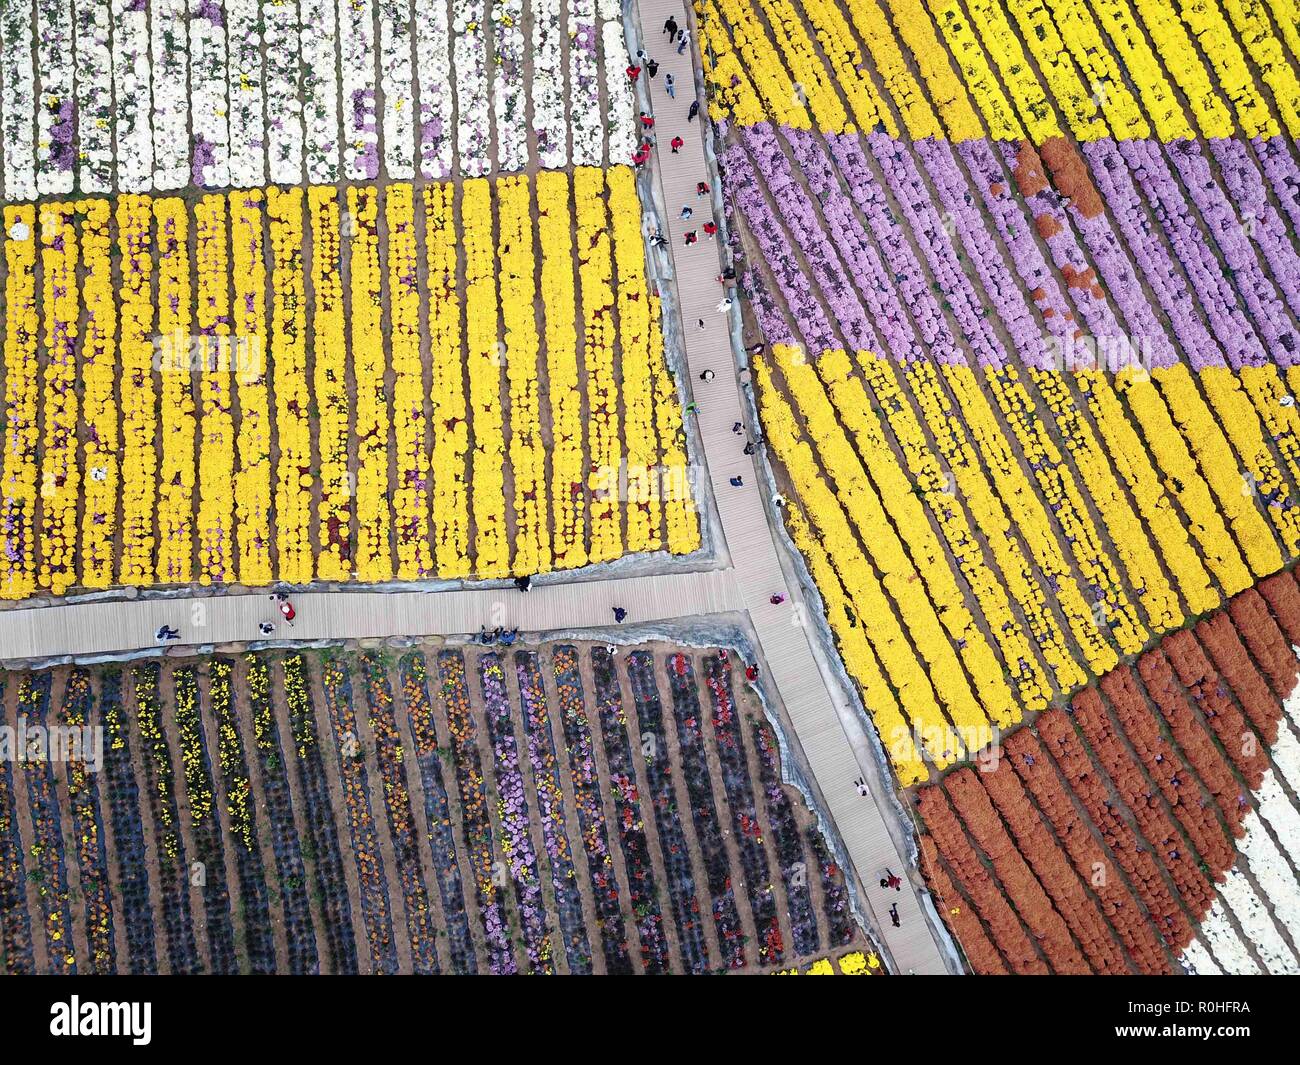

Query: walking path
[{"left": 0, "top": 3, "right": 954, "bottom": 974}]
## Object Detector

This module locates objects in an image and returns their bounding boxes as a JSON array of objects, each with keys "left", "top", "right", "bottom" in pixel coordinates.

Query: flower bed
[
  {"left": 208, "top": 660, "right": 276, "bottom": 974},
  {"left": 172, "top": 666, "right": 238, "bottom": 974},
  {"left": 589, "top": 646, "right": 671, "bottom": 973},
  {"left": 360, "top": 653, "right": 440, "bottom": 974},
  {"left": 319, "top": 657, "right": 398, "bottom": 974},
  {"left": 397, "top": 653, "right": 477, "bottom": 973},
  {"left": 16, "top": 675, "right": 75, "bottom": 973},
  {"left": 515, "top": 651, "right": 591, "bottom": 972},
  {"left": 58, "top": 670, "right": 116, "bottom": 972},
  {"left": 0, "top": 678, "right": 35, "bottom": 972},
  {"left": 660, "top": 652, "right": 747, "bottom": 969},
  {"left": 283, "top": 653, "right": 358, "bottom": 973},
  {"left": 437, "top": 651, "right": 516, "bottom": 975},
  {"left": 703, "top": 656, "right": 785, "bottom": 966},
  {"left": 751, "top": 720, "right": 819, "bottom": 957},
  {"left": 245, "top": 656, "right": 319, "bottom": 974},
  {"left": 0, "top": 171, "right": 698, "bottom": 600},
  {"left": 131, "top": 663, "right": 200, "bottom": 973},
  {"left": 551, "top": 645, "right": 634, "bottom": 973},
  {"left": 479, "top": 653, "right": 554, "bottom": 973},
  {"left": 99, "top": 669, "right": 156, "bottom": 973},
  {"left": 625, "top": 651, "right": 712, "bottom": 973}
]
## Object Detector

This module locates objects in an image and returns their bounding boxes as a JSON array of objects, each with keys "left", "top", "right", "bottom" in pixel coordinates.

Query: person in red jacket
[
  {"left": 670, "top": 135, "right": 684, "bottom": 153},
  {"left": 626, "top": 64, "right": 641, "bottom": 82}
]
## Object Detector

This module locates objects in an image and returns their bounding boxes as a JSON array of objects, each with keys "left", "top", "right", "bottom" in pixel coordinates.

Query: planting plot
[
  {"left": 916, "top": 573, "right": 1300, "bottom": 975},
  {"left": 0, "top": 642, "right": 876, "bottom": 974},
  {"left": 703, "top": 0, "right": 1300, "bottom": 788}
]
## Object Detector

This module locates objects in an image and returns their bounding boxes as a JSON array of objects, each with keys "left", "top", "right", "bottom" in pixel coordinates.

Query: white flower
[
  {"left": 1190, "top": 900, "right": 1259, "bottom": 974},
  {"left": 379, "top": 0, "right": 414, "bottom": 179},
  {"left": 415, "top": 0, "right": 453, "bottom": 179},
  {"left": 298, "top": 0, "right": 336, "bottom": 184}
]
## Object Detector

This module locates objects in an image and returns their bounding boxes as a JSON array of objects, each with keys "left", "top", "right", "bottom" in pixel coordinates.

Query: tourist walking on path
[
  {"left": 687, "top": 99, "right": 700, "bottom": 121},
  {"left": 613, "top": 606, "right": 628, "bottom": 623},
  {"left": 647, "top": 59, "right": 659, "bottom": 79},
  {"left": 670, "top": 135, "right": 684, "bottom": 154},
  {"left": 665, "top": 73, "right": 676, "bottom": 98},
  {"left": 663, "top": 16, "right": 678, "bottom": 38},
  {"left": 676, "top": 29, "right": 691, "bottom": 54},
  {"left": 626, "top": 64, "right": 641, "bottom": 82}
]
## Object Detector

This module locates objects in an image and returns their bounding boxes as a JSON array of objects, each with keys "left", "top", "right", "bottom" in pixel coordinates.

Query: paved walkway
[
  {"left": 0, "top": 4, "right": 954, "bottom": 974},
  {"left": 623, "top": 0, "right": 949, "bottom": 974}
]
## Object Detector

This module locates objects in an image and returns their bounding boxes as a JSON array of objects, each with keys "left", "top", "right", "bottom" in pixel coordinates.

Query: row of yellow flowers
[
  {"left": 386, "top": 184, "right": 434, "bottom": 580},
  {"left": 575, "top": 168, "right": 623, "bottom": 565},
  {"left": 539, "top": 170, "right": 588, "bottom": 569},
  {"left": 195, "top": 196, "right": 235, "bottom": 586},
  {"left": 424, "top": 182, "right": 471, "bottom": 577},
  {"left": 801, "top": 0, "right": 894, "bottom": 135},
  {"left": 845, "top": 0, "right": 943, "bottom": 140},
  {"left": 757, "top": 356, "right": 971, "bottom": 772},
  {"left": 815, "top": 348, "right": 1053, "bottom": 711},
  {"left": 464, "top": 178, "right": 510, "bottom": 578},
  {"left": 651, "top": 299, "right": 702, "bottom": 556},
  {"left": 79, "top": 200, "right": 117, "bottom": 589},
  {"left": 310, "top": 186, "right": 353, "bottom": 582},
  {"left": 981, "top": 364, "right": 1143, "bottom": 663},
  {"left": 347, "top": 187, "right": 394, "bottom": 582},
  {"left": 1033, "top": 368, "right": 1204, "bottom": 626},
  {"left": 776, "top": 345, "right": 1018, "bottom": 726},
  {"left": 856, "top": 353, "right": 1079, "bottom": 701},
  {"left": 156, "top": 199, "right": 195, "bottom": 587},
  {"left": 610, "top": 167, "right": 662, "bottom": 555},
  {"left": 39, "top": 204, "right": 79, "bottom": 596},
  {"left": 231, "top": 191, "right": 275, "bottom": 588},
  {"left": 783, "top": 498, "right": 929, "bottom": 785},
  {"left": 1, "top": 206, "right": 39, "bottom": 599},
  {"left": 118, "top": 196, "right": 157, "bottom": 586},
  {"left": 268, "top": 188, "right": 314, "bottom": 585},
  {"left": 498, "top": 175, "right": 550, "bottom": 576},
  {"left": 922, "top": 361, "right": 1113, "bottom": 675},
  {"left": 779, "top": 949, "right": 883, "bottom": 974}
]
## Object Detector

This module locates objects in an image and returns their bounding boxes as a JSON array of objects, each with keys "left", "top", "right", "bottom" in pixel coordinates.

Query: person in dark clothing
[
  {"left": 663, "top": 16, "right": 678, "bottom": 38},
  {"left": 732, "top": 422, "right": 743, "bottom": 435},
  {"left": 514, "top": 575, "right": 531, "bottom": 592},
  {"left": 613, "top": 606, "right": 628, "bottom": 623},
  {"left": 889, "top": 903, "right": 901, "bottom": 928},
  {"left": 687, "top": 100, "right": 699, "bottom": 121},
  {"left": 647, "top": 59, "right": 659, "bottom": 78},
  {"left": 729, "top": 475, "right": 744, "bottom": 487},
  {"left": 156, "top": 625, "right": 180, "bottom": 642},
  {"left": 743, "top": 440, "right": 756, "bottom": 455}
]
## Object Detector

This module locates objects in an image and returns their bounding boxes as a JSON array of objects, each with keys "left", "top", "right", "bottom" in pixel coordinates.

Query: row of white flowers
[
  {"left": 0, "top": 0, "right": 638, "bottom": 200},
  {"left": 1182, "top": 900, "right": 1259, "bottom": 975},
  {"left": 1185, "top": 662, "right": 1300, "bottom": 976}
]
